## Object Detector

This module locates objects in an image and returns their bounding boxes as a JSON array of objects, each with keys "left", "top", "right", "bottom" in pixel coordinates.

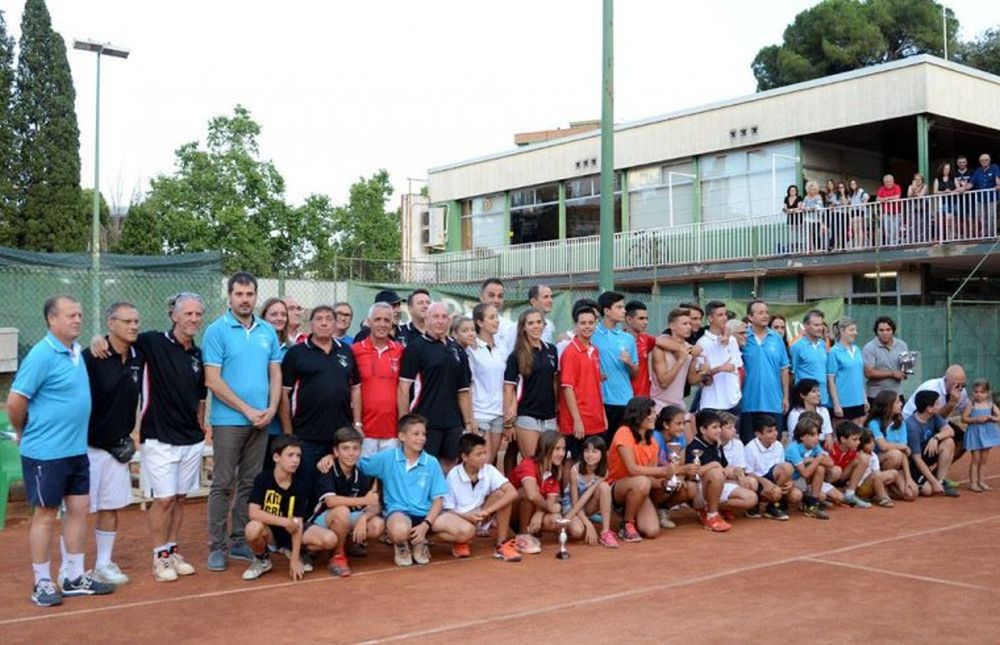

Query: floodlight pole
[
  {"left": 74, "top": 40, "right": 129, "bottom": 334},
  {"left": 598, "top": 0, "right": 615, "bottom": 291}
]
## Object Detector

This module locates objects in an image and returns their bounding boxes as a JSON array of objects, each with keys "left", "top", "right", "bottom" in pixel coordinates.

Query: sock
[
  {"left": 707, "top": 511, "right": 719, "bottom": 518},
  {"left": 153, "top": 544, "right": 170, "bottom": 557},
  {"left": 95, "top": 530, "right": 116, "bottom": 569},
  {"left": 845, "top": 488, "right": 855, "bottom": 497},
  {"left": 65, "top": 553, "right": 84, "bottom": 581},
  {"left": 59, "top": 536, "right": 68, "bottom": 564},
  {"left": 166, "top": 541, "right": 177, "bottom": 553},
  {"left": 33, "top": 561, "right": 51, "bottom": 585}
]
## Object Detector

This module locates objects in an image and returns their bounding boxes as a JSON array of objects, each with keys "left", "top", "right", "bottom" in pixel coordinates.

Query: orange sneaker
[
  {"left": 493, "top": 539, "right": 522, "bottom": 562},
  {"left": 702, "top": 513, "right": 732, "bottom": 532},
  {"left": 451, "top": 543, "right": 472, "bottom": 559},
  {"left": 328, "top": 553, "right": 351, "bottom": 577}
]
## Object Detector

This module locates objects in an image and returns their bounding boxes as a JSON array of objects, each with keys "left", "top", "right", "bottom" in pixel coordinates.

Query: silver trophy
[
  {"left": 554, "top": 517, "right": 571, "bottom": 560},
  {"left": 690, "top": 448, "right": 706, "bottom": 509},
  {"left": 666, "top": 441, "right": 683, "bottom": 491},
  {"left": 690, "top": 448, "right": 704, "bottom": 483},
  {"left": 898, "top": 351, "right": 917, "bottom": 376}
]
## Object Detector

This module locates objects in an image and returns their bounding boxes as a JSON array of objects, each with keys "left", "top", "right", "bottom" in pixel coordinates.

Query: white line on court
[
  {"left": 353, "top": 513, "right": 1000, "bottom": 644},
  {"left": 2, "top": 513, "right": 998, "bottom": 633},
  {"left": 802, "top": 557, "right": 997, "bottom": 592}
]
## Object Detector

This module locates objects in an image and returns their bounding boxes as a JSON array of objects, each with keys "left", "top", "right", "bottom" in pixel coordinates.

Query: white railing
[{"left": 425, "top": 188, "right": 998, "bottom": 282}]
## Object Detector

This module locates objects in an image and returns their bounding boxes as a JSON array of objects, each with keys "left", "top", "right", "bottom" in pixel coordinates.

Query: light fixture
[{"left": 863, "top": 271, "right": 898, "bottom": 279}]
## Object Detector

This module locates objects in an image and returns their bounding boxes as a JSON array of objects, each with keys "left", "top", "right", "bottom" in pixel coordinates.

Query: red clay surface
[{"left": 2, "top": 457, "right": 999, "bottom": 644}]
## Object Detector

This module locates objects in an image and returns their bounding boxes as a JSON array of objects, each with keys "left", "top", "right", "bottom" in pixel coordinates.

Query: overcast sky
[{"left": 3, "top": 1, "right": 995, "bottom": 210}]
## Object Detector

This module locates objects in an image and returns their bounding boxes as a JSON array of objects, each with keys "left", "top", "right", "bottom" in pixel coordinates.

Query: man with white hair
[
  {"left": 282, "top": 296, "right": 308, "bottom": 344},
  {"left": 352, "top": 302, "right": 405, "bottom": 457},
  {"left": 398, "top": 302, "right": 474, "bottom": 470},
  {"left": 903, "top": 364, "right": 969, "bottom": 463}
]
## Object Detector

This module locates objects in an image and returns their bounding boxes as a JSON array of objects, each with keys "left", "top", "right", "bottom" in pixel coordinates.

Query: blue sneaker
[
  {"left": 31, "top": 579, "right": 62, "bottom": 607},
  {"left": 61, "top": 571, "right": 115, "bottom": 596},
  {"left": 207, "top": 549, "right": 228, "bottom": 571},
  {"left": 229, "top": 542, "right": 254, "bottom": 562}
]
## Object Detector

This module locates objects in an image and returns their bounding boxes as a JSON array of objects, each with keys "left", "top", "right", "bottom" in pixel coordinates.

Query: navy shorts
[
  {"left": 270, "top": 525, "right": 293, "bottom": 551},
  {"left": 425, "top": 427, "right": 462, "bottom": 462},
  {"left": 763, "top": 464, "right": 783, "bottom": 483},
  {"left": 22, "top": 454, "right": 90, "bottom": 508}
]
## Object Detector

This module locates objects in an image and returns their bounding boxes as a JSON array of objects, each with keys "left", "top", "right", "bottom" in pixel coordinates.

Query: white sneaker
[
  {"left": 153, "top": 553, "right": 178, "bottom": 582},
  {"left": 242, "top": 555, "right": 273, "bottom": 580},
  {"left": 170, "top": 551, "right": 196, "bottom": 576},
  {"left": 657, "top": 508, "right": 677, "bottom": 530},
  {"left": 93, "top": 562, "right": 130, "bottom": 586}
]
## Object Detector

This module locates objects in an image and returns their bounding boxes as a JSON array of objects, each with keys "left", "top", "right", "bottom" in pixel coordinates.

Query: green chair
[{"left": 0, "top": 437, "right": 23, "bottom": 530}]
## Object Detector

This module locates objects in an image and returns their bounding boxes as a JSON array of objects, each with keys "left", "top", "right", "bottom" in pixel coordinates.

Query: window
[
  {"left": 699, "top": 141, "right": 795, "bottom": 223},
  {"left": 470, "top": 193, "right": 505, "bottom": 249},
  {"left": 511, "top": 182, "right": 559, "bottom": 244},
  {"left": 628, "top": 161, "right": 696, "bottom": 230},
  {"left": 566, "top": 173, "right": 622, "bottom": 238}
]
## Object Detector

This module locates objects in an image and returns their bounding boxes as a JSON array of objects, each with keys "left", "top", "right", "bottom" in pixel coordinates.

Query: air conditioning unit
[{"left": 425, "top": 206, "right": 447, "bottom": 249}]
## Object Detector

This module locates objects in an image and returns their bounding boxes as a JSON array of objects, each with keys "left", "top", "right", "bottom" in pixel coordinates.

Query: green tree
[
  {"left": 752, "top": 0, "right": 959, "bottom": 91},
  {"left": 139, "top": 105, "right": 329, "bottom": 276},
  {"left": 309, "top": 170, "right": 401, "bottom": 281},
  {"left": 10, "top": 0, "right": 84, "bottom": 251},
  {"left": 114, "top": 201, "right": 162, "bottom": 255},
  {"left": 958, "top": 28, "right": 1000, "bottom": 76},
  {"left": 0, "top": 11, "right": 15, "bottom": 246}
]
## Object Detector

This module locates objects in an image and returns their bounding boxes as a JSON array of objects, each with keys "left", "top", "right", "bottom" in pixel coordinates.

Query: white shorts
[
  {"left": 87, "top": 447, "right": 133, "bottom": 512},
  {"left": 794, "top": 478, "right": 836, "bottom": 495},
  {"left": 361, "top": 437, "right": 399, "bottom": 458},
  {"left": 140, "top": 439, "right": 204, "bottom": 499},
  {"left": 720, "top": 482, "right": 740, "bottom": 503}
]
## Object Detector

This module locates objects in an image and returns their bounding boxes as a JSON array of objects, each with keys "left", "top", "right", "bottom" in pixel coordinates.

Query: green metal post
[
  {"left": 946, "top": 296, "right": 952, "bottom": 366},
  {"left": 558, "top": 182, "right": 567, "bottom": 239},
  {"left": 916, "top": 115, "right": 930, "bottom": 182},
  {"left": 598, "top": 0, "right": 615, "bottom": 291},
  {"left": 445, "top": 201, "right": 462, "bottom": 252},
  {"left": 90, "top": 52, "right": 102, "bottom": 335}
]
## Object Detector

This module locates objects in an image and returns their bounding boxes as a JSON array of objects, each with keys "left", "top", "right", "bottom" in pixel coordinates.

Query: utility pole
[{"left": 598, "top": 0, "right": 615, "bottom": 291}]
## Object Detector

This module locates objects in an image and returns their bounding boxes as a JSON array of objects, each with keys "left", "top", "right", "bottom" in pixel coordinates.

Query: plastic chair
[{"left": 0, "top": 437, "right": 23, "bottom": 530}]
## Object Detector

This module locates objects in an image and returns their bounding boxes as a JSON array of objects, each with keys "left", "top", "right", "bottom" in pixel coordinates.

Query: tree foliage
[
  {"left": 957, "top": 28, "right": 1000, "bottom": 76},
  {"left": 114, "top": 201, "right": 162, "bottom": 255},
  {"left": 9, "top": 0, "right": 83, "bottom": 251},
  {"left": 752, "top": 0, "right": 960, "bottom": 91},
  {"left": 0, "top": 10, "right": 15, "bottom": 246}
]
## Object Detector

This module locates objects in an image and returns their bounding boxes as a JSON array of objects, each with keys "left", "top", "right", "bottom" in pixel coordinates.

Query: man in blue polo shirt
[
  {"left": 204, "top": 273, "right": 283, "bottom": 571},
  {"left": 591, "top": 291, "right": 638, "bottom": 443},
  {"left": 971, "top": 152, "right": 1000, "bottom": 221},
  {"left": 790, "top": 310, "right": 829, "bottom": 405},
  {"left": 7, "top": 295, "right": 114, "bottom": 606},
  {"left": 740, "top": 299, "right": 790, "bottom": 444}
]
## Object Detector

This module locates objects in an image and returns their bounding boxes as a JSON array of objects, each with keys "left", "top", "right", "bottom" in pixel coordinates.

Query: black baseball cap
[{"left": 374, "top": 289, "right": 402, "bottom": 305}]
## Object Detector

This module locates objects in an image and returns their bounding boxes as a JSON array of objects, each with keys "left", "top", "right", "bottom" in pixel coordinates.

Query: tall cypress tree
[
  {"left": 0, "top": 11, "right": 15, "bottom": 246},
  {"left": 11, "top": 0, "right": 84, "bottom": 251}
]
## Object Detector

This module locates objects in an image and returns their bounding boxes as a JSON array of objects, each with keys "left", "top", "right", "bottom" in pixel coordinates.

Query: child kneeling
[
  {"left": 359, "top": 414, "right": 474, "bottom": 567},
  {"left": 785, "top": 414, "right": 844, "bottom": 520},
  {"left": 244, "top": 436, "right": 338, "bottom": 581}
]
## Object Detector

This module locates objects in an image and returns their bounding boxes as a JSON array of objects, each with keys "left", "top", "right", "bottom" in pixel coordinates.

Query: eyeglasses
[{"left": 335, "top": 311, "right": 353, "bottom": 319}]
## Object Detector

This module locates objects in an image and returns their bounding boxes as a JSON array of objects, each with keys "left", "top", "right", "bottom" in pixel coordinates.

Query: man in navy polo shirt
[
  {"left": 280, "top": 305, "right": 361, "bottom": 481},
  {"left": 397, "top": 302, "right": 474, "bottom": 470},
  {"left": 740, "top": 299, "right": 790, "bottom": 444},
  {"left": 971, "top": 152, "right": 1000, "bottom": 222},
  {"left": 790, "top": 310, "right": 829, "bottom": 405},
  {"left": 205, "top": 273, "right": 284, "bottom": 571},
  {"left": 7, "top": 295, "right": 114, "bottom": 607}
]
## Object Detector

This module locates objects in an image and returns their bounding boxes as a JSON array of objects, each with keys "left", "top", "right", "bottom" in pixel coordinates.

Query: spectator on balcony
[
  {"left": 971, "top": 153, "right": 1000, "bottom": 227},
  {"left": 480, "top": 278, "right": 516, "bottom": 357},
  {"left": 823, "top": 179, "right": 839, "bottom": 208},
  {"left": 933, "top": 163, "right": 958, "bottom": 242},
  {"left": 528, "top": 284, "right": 556, "bottom": 344},
  {"left": 906, "top": 173, "right": 929, "bottom": 243},
  {"left": 954, "top": 155, "right": 973, "bottom": 192},
  {"left": 846, "top": 179, "right": 870, "bottom": 248},
  {"left": 800, "top": 181, "right": 826, "bottom": 253},
  {"left": 782, "top": 185, "right": 803, "bottom": 252},
  {"left": 593, "top": 292, "right": 639, "bottom": 443},
  {"left": 862, "top": 314, "right": 909, "bottom": 404},
  {"left": 953, "top": 155, "right": 975, "bottom": 229},
  {"left": 830, "top": 181, "right": 850, "bottom": 249},
  {"left": 876, "top": 175, "right": 903, "bottom": 246},
  {"left": 739, "top": 299, "right": 790, "bottom": 444},
  {"left": 625, "top": 301, "right": 656, "bottom": 398}
]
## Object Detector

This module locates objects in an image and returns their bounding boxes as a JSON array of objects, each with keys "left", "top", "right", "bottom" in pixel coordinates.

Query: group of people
[
  {"left": 782, "top": 152, "right": 1000, "bottom": 251},
  {"left": 7, "top": 273, "right": 1000, "bottom": 608}
]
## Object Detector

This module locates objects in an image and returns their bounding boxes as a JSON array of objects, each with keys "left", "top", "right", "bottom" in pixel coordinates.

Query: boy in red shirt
[
  {"left": 625, "top": 301, "right": 656, "bottom": 398},
  {"left": 559, "top": 306, "right": 606, "bottom": 460},
  {"left": 829, "top": 421, "right": 873, "bottom": 508}
]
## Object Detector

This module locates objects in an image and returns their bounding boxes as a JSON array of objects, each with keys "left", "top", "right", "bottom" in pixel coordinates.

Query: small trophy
[
  {"left": 898, "top": 351, "right": 917, "bottom": 376},
  {"left": 666, "top": 441, "right": 683, "bottom": 491},
  {"left": 690, "top": 448, "right": 704, "bottom": 483},
  {"left": 690, "top": 448, "right": 706, "bottom": 510},
  {"left": 554, "top": 517, "right": 571, "bottom": 560}
]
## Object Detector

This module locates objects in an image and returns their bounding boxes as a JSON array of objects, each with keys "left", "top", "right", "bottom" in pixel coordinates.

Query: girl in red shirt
[{"left": 510, "top": 430, "right": 582, "bottom": 554}]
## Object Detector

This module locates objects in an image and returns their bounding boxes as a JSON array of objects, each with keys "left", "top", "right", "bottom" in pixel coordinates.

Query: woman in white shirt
[{"left": 467, "top": 303, "right": 508, "bottom": 465}]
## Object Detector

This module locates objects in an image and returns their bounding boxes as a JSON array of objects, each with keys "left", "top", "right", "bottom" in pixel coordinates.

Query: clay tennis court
[{"left": 2, "top": 462, "right": 999, "bottom": 644}]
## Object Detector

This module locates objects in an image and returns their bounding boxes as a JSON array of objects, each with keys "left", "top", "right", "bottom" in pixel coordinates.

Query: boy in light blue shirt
[
  {"left": 785, "top": 412, "right": 843, "bottom": 518},
  {"left": 360, "top": 414, "right": 474, "bottom": 567},
  {"left": 592, "top": 292, "right": 638, "bottom": 442}
]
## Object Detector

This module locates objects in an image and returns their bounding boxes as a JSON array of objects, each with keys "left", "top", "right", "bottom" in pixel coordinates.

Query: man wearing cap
[{"left": 354, "top": 290, "right": 404, "bottom": 343}]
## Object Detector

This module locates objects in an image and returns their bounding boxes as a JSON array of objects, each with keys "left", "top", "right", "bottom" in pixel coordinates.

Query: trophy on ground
[{"left": 554, "top": 517, "right": 571, "bottom": 560}]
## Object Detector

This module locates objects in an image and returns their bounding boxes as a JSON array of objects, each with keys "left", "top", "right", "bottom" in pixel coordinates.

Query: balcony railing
[{"left": 418, "top": 189, "right": 999, "bottom": 283}]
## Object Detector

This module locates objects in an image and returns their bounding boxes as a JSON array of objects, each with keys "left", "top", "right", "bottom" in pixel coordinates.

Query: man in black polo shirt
[
  {"left": 280, "top": 305, "right": 361, "bottom": 483},
  {"left": 397, "top": 288, "right": 431, "bottom": 348},
  {"left": 81, "top": 301, "right": 144, "bottom": 586},
  {"left": 397, "top": 301, "right": 474, "bottom": 470}
]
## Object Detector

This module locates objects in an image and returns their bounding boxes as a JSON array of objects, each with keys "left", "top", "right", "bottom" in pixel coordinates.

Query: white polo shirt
[
  {"left": 443, "top": 463, "right": 509, "bottom": 513},
  {"left": 902, "top": 377, "right": 969, "bottom": 420},
  {"left": 722, "top": 438, "right": 747, "bottom": 470},
  {"left": 466, "top": 337, "right": 507, "bottom": 419},
  {"left": 542, "top": 318, "right": 555, "bottom": 344},
  {"left": 494, "top": 317, "right": 517, "bottom": 358},
  {"left": 742, "top": 437, "right": 785, "bottom": 477},
  {"left": 696, "top": 330, "right": 743, "bottom": 410}
]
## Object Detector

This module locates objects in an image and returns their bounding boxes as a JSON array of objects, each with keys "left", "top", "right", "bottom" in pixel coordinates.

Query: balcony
[{"left": 412, "top": 189, "right": 999, "bottom": 285}]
